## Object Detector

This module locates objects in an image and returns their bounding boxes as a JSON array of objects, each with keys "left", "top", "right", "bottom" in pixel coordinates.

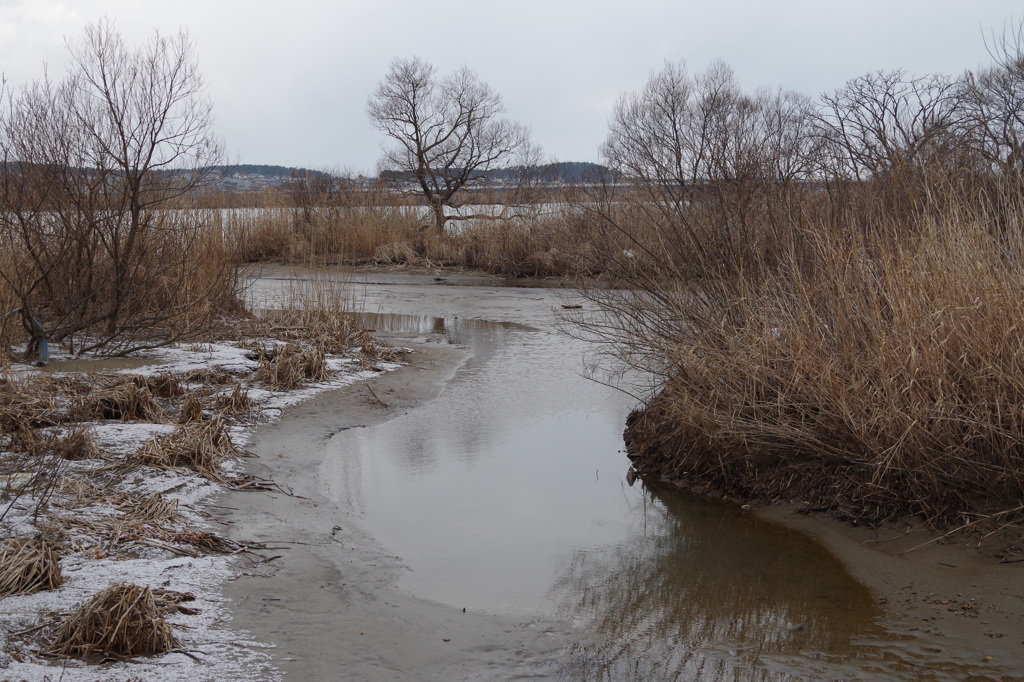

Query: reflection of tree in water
[
  {"left": 387, "top": 315, "right": 565, "bottom": 472},
  {"left": 551, "top": 481, "right": 891, "bottom": 681}
]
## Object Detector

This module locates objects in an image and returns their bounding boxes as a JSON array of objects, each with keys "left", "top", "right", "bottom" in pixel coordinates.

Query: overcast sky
[{"left": 0, "top": 1, "right": 1021, "bottom": 174}]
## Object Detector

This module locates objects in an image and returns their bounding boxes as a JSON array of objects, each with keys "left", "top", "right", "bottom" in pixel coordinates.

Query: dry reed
[
  {"left": 0, "top": 377, "right": 62, "bottom": 430},
  {"left": 0, "top": 537, "right": 63, "bottom": 598},
  {"left": 212, "top": 383, "right": 256, "bottom": 418},
  {"left": 72, "top": 381, "right": 164, "bottom": 422},
  {"left": 48, "top": 425, "right": 100, "bottom": 461},
  {"left": 177, "top": 393, "right": 205, "bottom": 424},
  {"left": 47, "top": 583, "right": 176, "bottom": 658},
  {"left": 254, "top": 343, "right": 331, "bottom": 390},
  {"left": 123, "top": 493, "right": 180, "bottom": 525},
  {"left": 134, "top": 417, "right": 239, "bottom": 482}
]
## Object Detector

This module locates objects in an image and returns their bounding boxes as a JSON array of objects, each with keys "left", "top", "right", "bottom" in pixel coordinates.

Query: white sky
[{"left": 0, "top": 0, "right": 1020, "bottom": 174}]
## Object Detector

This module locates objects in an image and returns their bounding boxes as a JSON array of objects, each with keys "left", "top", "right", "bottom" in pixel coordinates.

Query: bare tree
[
  {"left": 0, "top": 20, "right": 234, "bottom": 355},
  {"left": 366, "top": 57, "right": 534, "bottom": 234}
]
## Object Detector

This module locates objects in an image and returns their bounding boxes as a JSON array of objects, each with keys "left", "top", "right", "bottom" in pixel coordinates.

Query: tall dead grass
[
  {"left": 616, "top": 200, "right": 1024, "bottom": 525},
  {"left": 220, "top": 187, "right": 603, "bottom": 278}
]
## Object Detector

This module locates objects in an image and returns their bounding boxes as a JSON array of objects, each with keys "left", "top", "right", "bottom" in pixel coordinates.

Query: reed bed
[
  {"left": 614, "top": 204, "right": 1024, "bottom": 525},
  {"left": 47, "top": 583, "right": 176, "bottom": 658},
  {"left": 220, "top": 195, "right": 606, "bottom": 279}
]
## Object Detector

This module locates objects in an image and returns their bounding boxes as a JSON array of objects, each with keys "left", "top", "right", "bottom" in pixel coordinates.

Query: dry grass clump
[
  {"left": 354, "top": 330, "right": 402, "bottom": 365},
  {"left": 373, "top": 240, "right": 418, "bottom": 264},
  {"left": 177, "top": 393, "right": 205, "bottom": 424},
  {"left": 182, "top": 367, "right": 236, "bottom": 385},
  {"left": 250, "top": 271, "right": 360, "bottom": 354},
  {"left": 134, "top": 417, "right": 239, "bottom": 482},
  {"left": 122, "top": 493, "right": 180, "bottom": 525},
  {"left": 133, "top": 373, "right": 184, "bottom": 398},
  {"left": 0, "top": 378, "right": 62, "bottom": 430},
  {"left": 254, "top": 343, "right": 331, "bottom": 390},
  {"left": 0, "top": 537, "right": 63, "bottom": 598},
  {"left": 47, "top": 425, "right": 100, "bottom": 461},
  {"left": 47, "top": 583, "right": 176, "bottom": 658},
  {"left": 212, "top": 383, "right": 256, "bottom": 418},
  {"left": 72, "top": 381, "right": 164, "bottom": 422}
]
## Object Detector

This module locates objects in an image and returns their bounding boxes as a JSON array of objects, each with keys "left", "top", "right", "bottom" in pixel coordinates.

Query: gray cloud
[{"left": 0, "top": 0, "right": 1020, "bottom": 172}]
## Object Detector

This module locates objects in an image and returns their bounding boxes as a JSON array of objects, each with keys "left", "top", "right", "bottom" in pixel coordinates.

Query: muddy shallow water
[{"left": 244, "top": 267, "right": 1019, "bottom": 681}]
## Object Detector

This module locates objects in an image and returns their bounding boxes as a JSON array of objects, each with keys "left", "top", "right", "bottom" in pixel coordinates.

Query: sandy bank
[{"left": 756, "top": 504, "right": 1024, "bottom": 673}]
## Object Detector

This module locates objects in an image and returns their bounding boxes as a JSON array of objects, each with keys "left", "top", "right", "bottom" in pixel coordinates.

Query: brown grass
[
  {"left": 612, "top": 199, "right": 1024, "bottom": 525},
  {"left": 0, "top": 537, "right": 63, "bottom": 598},
  {"left": 48, "top": 425, "right": 100, "bottom": 461},
  {"left": 136, "top": 373, "right": 184, "bottom": 398},
  {"left": 121, "top": 493, "right": 180, "bottom": 525},
  {"left": 0, "top": 377, "right": 62, "bottom": 430},
  {"left": 72, "top": 381, "right": 164, "bottom": 422},
  {"left": 47, "top": 583, "right": 176, "bottom": 658},
  {"left": 212, "top": 383, "right": 256, "bottom": 418},
  {"left": 253, "top": 343, "right": 331, "bottom": 390},
  {"left": 219, "top": 190, "right": 598, "bottom": 279},
  {"left": 177, "top": 393, "right": 205, "bottom": 424},
  {"left": 134, "top": 417, "right": 239, "bottom": 482},
  {"left": 181, "top": 367, "right": 236, "bottom": 385}
]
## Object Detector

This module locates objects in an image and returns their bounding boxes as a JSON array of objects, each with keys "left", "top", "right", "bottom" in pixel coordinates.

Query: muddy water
[{"left": 251, "top": 269, "right": 1005, "bottom": 681}]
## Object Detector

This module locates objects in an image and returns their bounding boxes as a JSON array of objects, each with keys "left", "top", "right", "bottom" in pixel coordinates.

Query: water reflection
[{"left": 552, "top": 480, "right": 891, "bottom": 681}]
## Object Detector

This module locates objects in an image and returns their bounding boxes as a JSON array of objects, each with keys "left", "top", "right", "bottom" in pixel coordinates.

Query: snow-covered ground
[{"left": 0, "top": 340, "right": 394, "bottom": 681}]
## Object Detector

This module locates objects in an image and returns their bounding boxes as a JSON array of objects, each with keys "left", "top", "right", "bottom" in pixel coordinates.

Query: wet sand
[
  {"left": 756, "top": 504, "right": 1024, "bottom": 674},
  {"left": 214, "top": 341, "right": 582, "bottom": 681}
]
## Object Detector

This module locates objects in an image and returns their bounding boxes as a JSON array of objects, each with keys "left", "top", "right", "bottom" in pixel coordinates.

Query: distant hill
[
  {"left": 203, "top": 164, "right": 331, "bottom": 179},
  {"left": 379, "top": 161, "right": 615, "bottom": 185}
]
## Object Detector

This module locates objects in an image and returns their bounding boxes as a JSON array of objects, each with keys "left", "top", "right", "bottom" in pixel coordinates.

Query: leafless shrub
[{"left": 0, "top": 21, "right": 241, "bottom": 356}]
